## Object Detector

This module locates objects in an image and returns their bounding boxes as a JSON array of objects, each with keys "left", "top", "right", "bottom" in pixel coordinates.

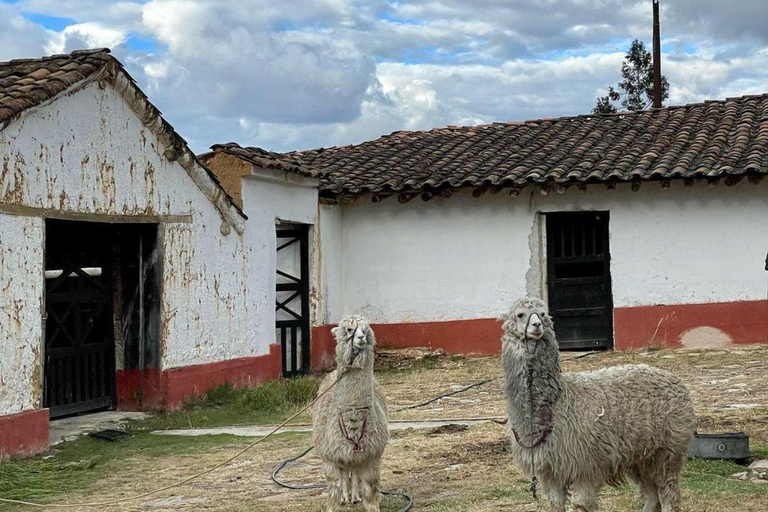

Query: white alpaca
[
  {"left": 501, "top": 298, "right": 696, "bottom": 512},
  {"left": 312, "top": 315, "right": 389, "bottom": 512}
]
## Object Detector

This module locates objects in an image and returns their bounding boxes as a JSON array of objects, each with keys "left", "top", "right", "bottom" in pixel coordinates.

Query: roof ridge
[
  {"left": 0, "top": 48, "right": 111, "bottom": 69},
  {"left": 285, "top": 91, "right": 768, "bottom": 157}
]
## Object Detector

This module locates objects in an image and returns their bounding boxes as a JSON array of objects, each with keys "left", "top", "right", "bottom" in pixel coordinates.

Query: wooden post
[{"left": 653, "top": 0, "right": 662, "bottom": 109}]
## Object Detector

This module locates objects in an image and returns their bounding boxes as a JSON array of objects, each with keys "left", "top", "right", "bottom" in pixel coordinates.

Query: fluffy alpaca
[
  {"left": 312, "top": 315, "right": 389, "bottom": 512},
  {"left": 501, "top": 298, "right": 696, "bottom": 512}
]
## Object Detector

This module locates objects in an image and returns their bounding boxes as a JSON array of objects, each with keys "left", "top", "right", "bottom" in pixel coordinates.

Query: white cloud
[
  {"left": 47, "top": 23, "right": 127, "bottom": 54},
  {"left": 3, "top": 0, "right": 768, "bottom": 153},
  {"left": 0, "top": 3, "right": 51, "bottom": 61}
]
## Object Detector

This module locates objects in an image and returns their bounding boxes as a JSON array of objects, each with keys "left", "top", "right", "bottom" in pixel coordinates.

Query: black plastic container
[{"left": 687, "top": 432, "right": 749, "bottom": 460}]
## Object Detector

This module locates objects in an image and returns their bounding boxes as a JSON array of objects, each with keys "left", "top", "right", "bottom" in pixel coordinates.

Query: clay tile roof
[
  {"left": 208, "top": 142, "right": 325, "bottom": 178},
  {"left": 0, "top": 48, "right": 112, "bottom": 127},
  {"left": 284, "top": 93, "right": 768, "bottom": 195},
  {"left": 0, "top": 48, "right": 245, "bottom": 220}
]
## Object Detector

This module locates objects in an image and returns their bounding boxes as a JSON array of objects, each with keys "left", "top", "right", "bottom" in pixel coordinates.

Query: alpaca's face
[
  {"left": 504, "top": 298, "right": 552, "bottom": 341},
  {"left": 333, "top": 315, "right": 375, "bottom": 368}
]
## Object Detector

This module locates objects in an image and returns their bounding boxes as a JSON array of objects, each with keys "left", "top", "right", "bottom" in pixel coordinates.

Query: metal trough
[{"left": 688, "top": 432, "right": 750, "bottom": 461}]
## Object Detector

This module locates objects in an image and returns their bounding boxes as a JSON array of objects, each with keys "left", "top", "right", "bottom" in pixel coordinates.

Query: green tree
[{"left": 593, "top": 39, "right": 669, "bottom": 114}]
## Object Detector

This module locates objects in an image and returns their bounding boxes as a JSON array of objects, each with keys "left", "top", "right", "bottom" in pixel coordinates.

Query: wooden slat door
[
  {"left": 44, "top": 224, "right": 116, "bottom": 418},
  {"left": 546, "top": 212, "right": 613, "bottom": 350}
]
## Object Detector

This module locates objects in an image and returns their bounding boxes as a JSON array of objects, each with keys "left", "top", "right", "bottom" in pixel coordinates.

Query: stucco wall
[
  {"left": 0, "top": 81, "right": 255, "bottom": 410},
  {"left": 339, "top": 180, "right": 768, "bottom": 324},
  {"left": 316, "top": 203, "right": 343, "bottom": 325},
  {"left": 0, "top": 214, "right": 44, "bottom": 415},
  {"left": 241, "top": 170, "right": 319, "bottom": 350}
]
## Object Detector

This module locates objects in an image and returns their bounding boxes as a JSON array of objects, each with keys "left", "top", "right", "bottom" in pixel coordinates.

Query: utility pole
[{"left": 652, "top": 0, "right": 662, "bottom": 108}]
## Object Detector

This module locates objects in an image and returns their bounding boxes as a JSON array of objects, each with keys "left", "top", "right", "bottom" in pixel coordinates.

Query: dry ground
[{"left": 6, "top": 345, "right": 768, "bottom": 511}]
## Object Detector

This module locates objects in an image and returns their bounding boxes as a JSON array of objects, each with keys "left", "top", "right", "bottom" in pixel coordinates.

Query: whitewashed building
[
  {"left": 0, "top": 49, "right": 320, "bottom": 458},
  {"left": 208, "top": 95, "right": 768, "bottom": 363},
  {"left": 2, "top": 48, "right": 767, "bottom": 460}
]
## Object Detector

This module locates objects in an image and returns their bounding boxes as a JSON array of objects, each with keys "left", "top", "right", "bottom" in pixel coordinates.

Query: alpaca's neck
[
  {"left": 503, "top": 332, "right": 563, "bottom": 441},
  {"left": 336, "top": 360, "right": 375, "bottom": 409}
]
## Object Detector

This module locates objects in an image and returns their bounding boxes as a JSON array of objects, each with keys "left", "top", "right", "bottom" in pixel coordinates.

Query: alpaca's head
[
  {"left": 501, "top": 297, "right": 554, "bottom": 343},
  {"left": 332, "top": 315, "right": 376, "bottom": 370}
]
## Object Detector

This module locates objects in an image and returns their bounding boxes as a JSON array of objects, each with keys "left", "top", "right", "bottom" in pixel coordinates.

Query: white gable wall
[{"left": 0, "top": 82, "right": 262, "bottom": 416}]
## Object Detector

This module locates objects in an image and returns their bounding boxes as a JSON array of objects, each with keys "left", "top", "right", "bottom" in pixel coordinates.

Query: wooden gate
[
  {"left": 44, "top": 222, "right": 116, "bottom": 418},
  {"left": 545, "top": 212, "right": 613, "bottom": 350},
  {"left": 275, "top": 224, "right": 310, "bottom": 376}
]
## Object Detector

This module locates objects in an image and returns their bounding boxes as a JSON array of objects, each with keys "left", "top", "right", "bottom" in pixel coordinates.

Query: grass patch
[
  {"left": 131, "top": 376, "right": 320, "bottom": 431},
  {"left": 0, "top": 432, "right": 250, "bottom": 510}
]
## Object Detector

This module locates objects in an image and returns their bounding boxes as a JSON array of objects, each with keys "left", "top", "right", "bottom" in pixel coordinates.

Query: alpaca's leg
[
  {"left": 539, "top": 475, "right": 566, "bottom": 512},
  {"left": 639, "top": 475, "right": 661, "bottom": 512},
  {"left": 339, "top": 467, "right": 351, "bottom": 504},
  {"left": 358, "top": 459, "right": 382, "bottom": 512},
  {"left": 351, "top": 471, "right": 362, "bottom": 504},
  {"left": 322, "top": 461, "right": 344, "bottom": 512},
  {"left": 571, "top": 481, "right": 599, "bottom": 512},
  {"left": 657, "top": 477, "right": 681, "bottom": 512},
  {"left": 654, "top": 452, "right": 684, "bottom": 512}
]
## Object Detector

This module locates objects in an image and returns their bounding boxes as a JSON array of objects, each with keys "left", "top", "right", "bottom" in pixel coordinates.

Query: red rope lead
[
  {"left": 338, "top": 412, "right": 368, "bottom": 453},
  {"left": 511, "top": 425, "right": 552, "bottom": 450}
]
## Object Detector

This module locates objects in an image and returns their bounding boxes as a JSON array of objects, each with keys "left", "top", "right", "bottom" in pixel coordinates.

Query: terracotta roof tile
[
  {"left": 262, "top": 94, "right": 768, "bottom": 195},
  {"left": 0, "top": 48, "right": 245, "bottom": 219},
  {"left": 0, "top": 49, "right": 112, "bottom": 127},
  {"left": 207, "top": 143, "right": 325, "bottom": 178}
]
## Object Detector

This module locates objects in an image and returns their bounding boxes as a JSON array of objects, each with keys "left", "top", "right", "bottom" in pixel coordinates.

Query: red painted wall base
[
  {"left": 0, "top": 409, "right": 49, "bottom": 460},
  {"left": 311, "top": 318, "right": 504, "bottom": 368},
  {"left": 613, "top": 300, "right": 768, "bottom": 350},
  {"left": 312, "top": 300, "right": 768, "bottom": 361},
  {"left": 117, "top": 343, "right": 283, "bottom": 411},
  {"left": 371, "top": 318, "right": 503, "bottom": 355},
  {"left": 311, "top": 325, "right": 337, "bottom": 371}
]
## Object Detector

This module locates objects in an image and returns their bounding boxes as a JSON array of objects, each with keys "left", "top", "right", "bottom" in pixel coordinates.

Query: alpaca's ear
[
  {"left": 331, "top": 325, "right": 343, "bottom": 341},
  {"left": 500, "top": 309, "right": 522, "bottom": 338},
  {"left": 499, "top": 310, "right": 513, "bottom": 334},
  {"left": 365, "top": 325, "right": 376, "bottom": 347}
]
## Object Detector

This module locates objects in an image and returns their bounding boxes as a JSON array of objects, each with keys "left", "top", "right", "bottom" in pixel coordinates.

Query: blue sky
[{"left": 2, "top": 0, "right": 768, "bottom": 152}]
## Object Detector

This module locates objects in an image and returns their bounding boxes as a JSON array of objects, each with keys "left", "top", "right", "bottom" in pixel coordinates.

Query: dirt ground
[{"left": 35, "top": 345, "right": 768, "bottom": 511}]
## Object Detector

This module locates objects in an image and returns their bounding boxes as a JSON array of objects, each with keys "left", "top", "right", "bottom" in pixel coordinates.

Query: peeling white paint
[
  {"left": 0, "top": 213, "right": 43, "bottom": 415},
  {"left": 0, "top": 81, "right": 258, "bottom": 414}
]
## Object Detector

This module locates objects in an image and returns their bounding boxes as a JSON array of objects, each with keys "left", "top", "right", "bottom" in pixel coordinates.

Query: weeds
[{"left": 131, "top": 376, "right": 321, "bottom": 431}]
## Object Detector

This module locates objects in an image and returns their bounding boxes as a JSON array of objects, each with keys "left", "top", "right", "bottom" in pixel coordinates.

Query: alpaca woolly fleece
[
  {"left": 501, "top": 298, "right": 696, "bottom": 512},
  {"left": 312, "top": 315, "right": 389, "bottom": 512}
]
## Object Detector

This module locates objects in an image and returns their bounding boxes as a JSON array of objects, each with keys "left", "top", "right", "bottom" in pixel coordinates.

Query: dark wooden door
[
  {"left": 546, "top": 212, "right": 613, "bottom": 350},
  {"left": 275, "top": 225, "right": 310, "bottom": 376},
  {"left": 44, "top": 221, "right": 116, "bottom": 418}
]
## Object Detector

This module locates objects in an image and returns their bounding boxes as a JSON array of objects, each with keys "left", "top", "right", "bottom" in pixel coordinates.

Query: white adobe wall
[
  {"left": 240, "top": 170, "right": 319, "bottom": 347},
  {"left": 0, "top": 214, "right": 44, "bottom": 414},
  {"left": 0, "top": 81, "right": 256, "bottom": 416},
  {"left": 316, "top": 203, "right": 343, "bottom": 324},
  {"left": 338, "top": 180, "right": 768, "bottom": 324},
  {"left": 340, "top": 191, "right": 532, "bottom": 323}
]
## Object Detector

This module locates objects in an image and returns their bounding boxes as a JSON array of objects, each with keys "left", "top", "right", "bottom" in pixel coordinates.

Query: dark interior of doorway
[
  {"left": 545, "top": 211, "right": 614, "bottom": 351},
  {"left": 44, "top": 220, "right": 161, "bottom": 419}
]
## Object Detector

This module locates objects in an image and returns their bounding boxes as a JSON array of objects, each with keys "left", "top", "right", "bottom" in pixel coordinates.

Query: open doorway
[
  {"left": 545, "top": 211, "right": 614, "bottom": 350},
  {"left": 44, "top": 220, "right": 160, "bottom": 418},
  {"left": 275, "top": 223, "right": 310, "bottom": 377}
]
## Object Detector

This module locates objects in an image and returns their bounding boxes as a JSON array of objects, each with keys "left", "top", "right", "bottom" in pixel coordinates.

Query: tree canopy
[{"left": 593, "top": 39, "right": 669, "bottom": 114}]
